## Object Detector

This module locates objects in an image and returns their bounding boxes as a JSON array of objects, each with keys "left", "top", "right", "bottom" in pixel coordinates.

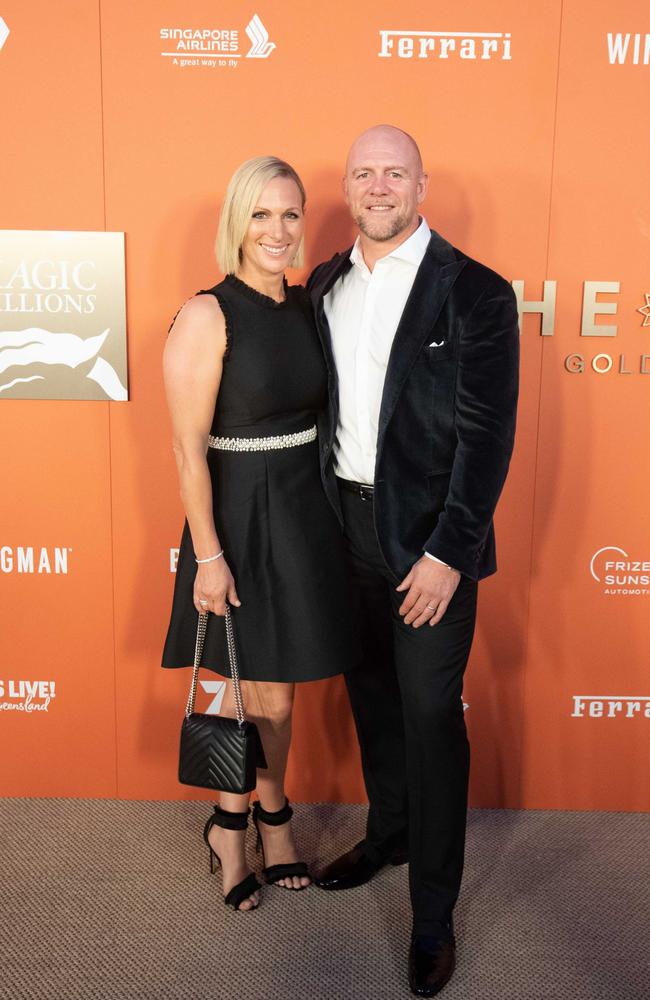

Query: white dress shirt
[
  {"left": 324, "top": 217, "right": 447, "bottom": 567},
  {"left": 324, "top": 216, "right": 431, "bottom": 484}
]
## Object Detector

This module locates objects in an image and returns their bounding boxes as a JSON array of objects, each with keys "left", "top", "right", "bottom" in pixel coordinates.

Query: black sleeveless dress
[{"left": 161, "top": 274, "right": 358, "bottom": 682}]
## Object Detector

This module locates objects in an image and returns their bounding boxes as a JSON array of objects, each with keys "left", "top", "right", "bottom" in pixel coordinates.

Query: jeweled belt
[{"left": 207, "top": 425, "right": 317, "bottom": 452}]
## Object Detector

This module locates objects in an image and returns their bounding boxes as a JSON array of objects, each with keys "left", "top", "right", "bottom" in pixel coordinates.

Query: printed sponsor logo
[
  {"left": 590, "top": 546, "right": 650, "bottom": 596},
  {"left": 0, "top": 546, "right": 70, "bottom": 574},
  {"left": 511, "top": 280, "right": 650, "bottom": 376},
  {"left": 200, "top": 680, "right": 227, "bottom": 714},
  {"left": 637, "top": 293, "right": 650, "bottom": 328},
  {"left": 0, "top": 16, "right": 9, "bottom": 51},
  {"left": 0, "top": 231, "right": 127, "bottom": 400},
  {"left": 571, "top": 695, "right": 650, "bottom": 719},
  {"left": 245, "top": 14, "right": 275, "bottom": 58},
  {"left": 378, "top": 29, "right": 511, "bottom": 61},
  {"left": 170, "top": 546, "right": 225, "bottom": 712},
  {"left": 160, "top": 13, "right": 275, "bottom": 68},
  {"left": 607, "top": 32, "right": 650, "bottom": 65},
  {"left": 563, "top": 353, "right": 650, "bottom": 375},
  {"left": 0, "top": 679, "right": 57, "bottom": 713}
]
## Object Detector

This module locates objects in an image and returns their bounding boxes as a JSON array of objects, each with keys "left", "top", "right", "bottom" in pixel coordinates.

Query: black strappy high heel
[
  {"left": 203, "top": 804, "right": 262, "bottom": 911},
  {"left": 252, "top": 798, "right": 311, "bottom": 889}
]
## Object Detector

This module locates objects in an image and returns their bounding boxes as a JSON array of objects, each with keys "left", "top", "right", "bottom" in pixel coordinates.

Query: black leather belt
[{"left": 336, "top": 477, "right": 375, "bottom": 501}]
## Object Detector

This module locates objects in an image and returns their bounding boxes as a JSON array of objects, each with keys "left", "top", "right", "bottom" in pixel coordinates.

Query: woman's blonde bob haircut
[{"left": 216, "top": 156, "right": 307, "bottom": 275}]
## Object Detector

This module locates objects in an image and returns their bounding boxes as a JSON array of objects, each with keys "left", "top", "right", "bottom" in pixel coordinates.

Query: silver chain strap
[
  {"left": 225, "top": 606, "right": 246, "bottom": 724},
  {"left": 185, "top": 606, "right": 245, "bottom": 726}
]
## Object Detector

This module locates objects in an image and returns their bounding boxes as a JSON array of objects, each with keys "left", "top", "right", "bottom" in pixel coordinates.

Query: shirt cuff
[{"left": 424, "top": 552, "right": 459, "bottom": 573}]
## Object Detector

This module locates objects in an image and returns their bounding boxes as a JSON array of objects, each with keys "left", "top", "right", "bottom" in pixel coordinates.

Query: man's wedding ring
[{"left": 426, "top": 604, "right": 436, "bottom": 611}]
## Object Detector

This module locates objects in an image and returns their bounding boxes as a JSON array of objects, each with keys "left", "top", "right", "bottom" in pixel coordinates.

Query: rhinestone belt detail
[{"left": 208, "top": 425, "right": 317, "bottom": 452}]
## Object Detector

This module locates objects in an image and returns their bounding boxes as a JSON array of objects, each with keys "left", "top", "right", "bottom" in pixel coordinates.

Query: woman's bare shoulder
[{"left": 169, "top": 292, "right": 225, "bottom": 335}]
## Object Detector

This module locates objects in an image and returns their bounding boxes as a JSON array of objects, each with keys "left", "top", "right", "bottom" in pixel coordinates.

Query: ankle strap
[
  {"left": 252, "top": 797, "right": 293, "bottom": 826},
  {"left": 208, "top": 804, "right": 250, "bottom": 831}
]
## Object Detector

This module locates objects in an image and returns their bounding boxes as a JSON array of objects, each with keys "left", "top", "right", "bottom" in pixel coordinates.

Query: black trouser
[{"left": 339, "top": 482, "right": 478, "bottom": 936}]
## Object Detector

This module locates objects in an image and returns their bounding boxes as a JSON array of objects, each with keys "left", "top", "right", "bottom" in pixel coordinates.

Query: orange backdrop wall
[{"left": 1, "top": 0, "right": 648, "bottom": 810}]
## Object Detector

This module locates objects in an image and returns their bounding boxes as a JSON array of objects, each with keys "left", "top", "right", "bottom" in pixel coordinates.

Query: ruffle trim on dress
[
  {"left": 166, "top": 301, "right": 186, "bottom": 336},
  {"left": 167, "top": 292, "right": 232, "bottom": 361},
  {"left": 196, "top": 289, "right": 233, "bottom": 360},
  {"left": 224, "top": 272, "right": 289, "bottom": 309}
]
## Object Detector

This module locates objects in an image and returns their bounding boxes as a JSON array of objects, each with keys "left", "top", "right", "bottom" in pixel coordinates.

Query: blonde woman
[{"left": 162, "top": 157, "right": 357, "bottom": 911}]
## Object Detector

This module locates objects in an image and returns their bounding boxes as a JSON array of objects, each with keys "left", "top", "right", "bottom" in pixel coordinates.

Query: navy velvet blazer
[{"left": 307, "top": 229, "right": 520, "bottom": 582}]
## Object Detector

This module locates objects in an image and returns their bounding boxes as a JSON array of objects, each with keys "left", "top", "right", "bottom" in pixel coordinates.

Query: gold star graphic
[{"left": 638, "top": 293, "right": 650, "bottom": 328}]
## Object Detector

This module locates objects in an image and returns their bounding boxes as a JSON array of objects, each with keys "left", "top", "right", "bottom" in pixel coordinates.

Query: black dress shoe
[
  {"left": 408, "top": 935, "right": 456, "bottom": 997},
  {"left": 314, "top": 840, "right": 407, "bottom": 890}
]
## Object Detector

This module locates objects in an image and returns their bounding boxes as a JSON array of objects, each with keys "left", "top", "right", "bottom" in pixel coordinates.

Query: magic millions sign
[{"left": 0, "top": 231, "right": 127, "bottom": 400}]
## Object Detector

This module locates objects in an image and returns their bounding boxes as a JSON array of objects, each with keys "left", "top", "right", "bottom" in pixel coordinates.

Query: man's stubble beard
[{"left": 354, "top": 206, "right": 413, "bottom": 243}]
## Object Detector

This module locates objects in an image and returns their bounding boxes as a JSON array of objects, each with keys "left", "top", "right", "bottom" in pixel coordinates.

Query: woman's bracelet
[{"left": 195, "top": 550, "right": 224, "bottom": 564}]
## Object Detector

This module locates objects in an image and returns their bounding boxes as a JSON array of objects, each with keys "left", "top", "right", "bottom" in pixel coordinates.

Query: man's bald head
[
  {"left": 344, "top": 124, "right": 428, "bottom": 246},
  {"left": 346, "top": 125, "right": 424, "bottom": 176}
]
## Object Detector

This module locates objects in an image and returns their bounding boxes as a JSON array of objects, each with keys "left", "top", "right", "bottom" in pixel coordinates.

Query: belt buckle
[{"left": 359, "top": 484, "right": 374, "bottom": 501}]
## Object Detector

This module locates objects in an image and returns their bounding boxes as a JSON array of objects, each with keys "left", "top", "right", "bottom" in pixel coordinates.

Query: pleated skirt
[{"left": 161, "top": 438, "right": 359, "bottom": 682}]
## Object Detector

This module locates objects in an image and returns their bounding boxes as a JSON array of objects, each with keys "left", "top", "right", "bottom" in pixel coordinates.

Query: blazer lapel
[
  {"left": 376, "top": 232, "right": 466, "bottom": 450},
  {"left": 310, "top": 253, "right": 353, "bottom": 405}
]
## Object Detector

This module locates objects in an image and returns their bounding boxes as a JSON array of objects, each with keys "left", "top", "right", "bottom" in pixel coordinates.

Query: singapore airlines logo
[
  {"left": 0, "top": 17, "right": 9, "bottom": 52},
  {"left": 160, "top": 13, "right": 275, "bottom": 68},
  {"left": 245, "top": 14, "right": 275, "bottom": 58}
]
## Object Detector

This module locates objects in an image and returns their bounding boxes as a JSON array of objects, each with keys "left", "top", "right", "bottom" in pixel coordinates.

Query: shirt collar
[{"left": 349, "top": 216, "right": 431, "bottom": 272}]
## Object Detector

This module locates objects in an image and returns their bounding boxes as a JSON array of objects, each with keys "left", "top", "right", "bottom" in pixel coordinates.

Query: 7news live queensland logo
[
  {"left": 169, "top": 546, "right": 226, "bottom": 715},
  {"left": 0, "top": 678, "right": 57, "bottom": 713}
]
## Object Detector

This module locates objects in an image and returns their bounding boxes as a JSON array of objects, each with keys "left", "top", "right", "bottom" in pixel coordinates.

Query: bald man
[{"left": 307, "top": 126, "right": 519, "bottom": 996}]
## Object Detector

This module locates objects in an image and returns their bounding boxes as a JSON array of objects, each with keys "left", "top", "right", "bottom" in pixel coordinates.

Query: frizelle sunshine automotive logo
[
  {"left": 0, "top": 231, "right": 127, "bottom": 401},
  {"left": 160, "top": 13, "right": 275, "bottom": 68},
  {"left": 378, "top": 28, "right": 511, "bottom": 61},
  {"left": 589, "top": 546, "right": 650, "bottom": 596},
  {"left": 0, "top": 679, "right": 57, "bottom": 713}
]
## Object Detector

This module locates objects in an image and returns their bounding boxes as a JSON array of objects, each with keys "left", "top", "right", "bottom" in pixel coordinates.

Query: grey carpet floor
[{"left": 0, "top": 800, "right": 647, "bottom": 1000}]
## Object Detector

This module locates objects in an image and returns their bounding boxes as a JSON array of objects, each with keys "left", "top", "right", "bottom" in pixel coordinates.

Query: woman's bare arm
[{"left": 163, "top": 294, "right": 240, "bottom": 612}]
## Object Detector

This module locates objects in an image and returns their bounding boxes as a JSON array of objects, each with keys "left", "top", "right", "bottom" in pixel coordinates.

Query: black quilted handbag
[{"left": 179, "top": 606, "right": 266, "bottom": 794}]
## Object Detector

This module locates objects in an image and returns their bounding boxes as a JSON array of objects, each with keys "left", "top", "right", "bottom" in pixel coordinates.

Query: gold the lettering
[{"left": 581, "top": 281, "right": 619, "bottom": 337}]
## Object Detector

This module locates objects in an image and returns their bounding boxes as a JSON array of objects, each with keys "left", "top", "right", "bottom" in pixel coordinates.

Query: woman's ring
[{"left": 199, "top": 599, "right": 209, "bottom": 606}]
